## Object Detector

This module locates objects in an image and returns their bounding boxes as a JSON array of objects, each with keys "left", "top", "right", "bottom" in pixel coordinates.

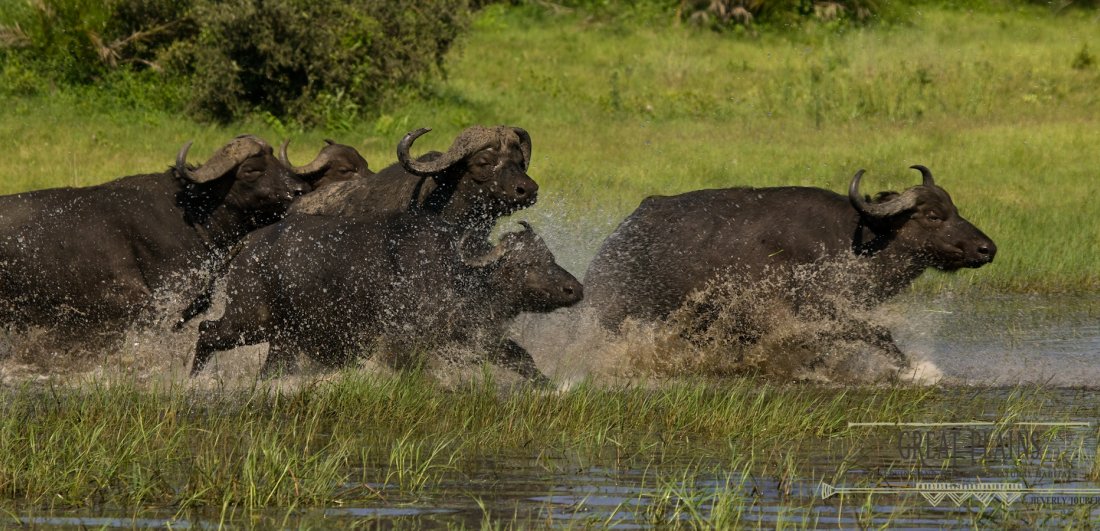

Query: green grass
[
  {"left": 2, "top": 5, "right": 1097, "bottom": 292},
  {"left": 0, "top": 373, "right": 1092, "bottom": 526}
]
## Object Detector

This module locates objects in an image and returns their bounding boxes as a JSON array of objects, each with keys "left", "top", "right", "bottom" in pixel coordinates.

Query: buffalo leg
[
  {"left": 835, "top": 319, "right": 909, "bottom": 367},
  {"left": 259, "top": 340, "right": 299, "bottom": 379},
  {"left": 489, "top": 339, "right": 551, "bottom": 387},
  {"left": 867, "top": 324, "right": 908, "bottom": 367},
  {"left": 175, "top": 242, "right": 247, "bottom": 331},
  {"left": 175, "top": 291, "right": 213, "bottom": 331},
  {"left": 190, "top": 319, "right": 265, "bottom": 376}
]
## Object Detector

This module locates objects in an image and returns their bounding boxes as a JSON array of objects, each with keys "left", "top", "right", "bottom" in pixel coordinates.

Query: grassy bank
[
  {"left": 0, "top": 373, "right": 1090, "bottom": 526},
  {"left": 2, "top": 5, "right": 1096, "bottom": 293}
]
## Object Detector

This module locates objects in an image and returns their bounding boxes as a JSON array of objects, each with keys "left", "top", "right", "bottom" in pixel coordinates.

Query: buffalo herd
[{"left": 0, "top": 127, "right": 997, "bottom": 383}]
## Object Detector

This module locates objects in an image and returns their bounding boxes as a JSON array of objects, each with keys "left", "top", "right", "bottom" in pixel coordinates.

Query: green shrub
[
  {"left": 0, "top": 0, "right": 473, "bottom": 126},
  {"left": 0, "top": 0, "right": 188, "bottom": 80},
  {"left": 166, "top": 0, "right": 471, "bottom": 125},
  {"left": 0, "top": 0, "right": 111, "bottom": 85}
]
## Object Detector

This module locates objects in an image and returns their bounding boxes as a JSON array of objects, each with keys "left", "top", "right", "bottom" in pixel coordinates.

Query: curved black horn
[
  {"left": 396, "top": 128, "right": 437, "bottom": 177},
  {"left": 909, "top": 164, "right": 935, "bottom": 187},
  {"left": 182, "top": 135, "right": 268, "bottom": 183},
  {"left": 513, "top": 127, "right": 532, "bottom": 170},
  {"left": 849, "top": 169, "right": 921, "bottom": 219},
  {"left": 459, "top": 231, "right": 507, "bottom": 268},
  {"left": 399, "top": 127, "right": 493, "bottom": 178},
  {"left": 175, "top": 140, "right": 195, "bottom": 180},
  {"left": 283, "top": 139, "right": 330, "bottom": 179}
]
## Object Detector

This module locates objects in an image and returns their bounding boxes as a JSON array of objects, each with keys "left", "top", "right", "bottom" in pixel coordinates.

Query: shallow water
[
  {"left": 892, "top": 293, "right": 1100, "bottom": 386},
  {"left": 12, "top": 420, "right": 1100, "bottom": 528},
  {"left": 4, "top": 293, "right": 1100, "bottom": 527},
  {"left": 513, "top": 292, "right": 1100, "bottom": 388}
]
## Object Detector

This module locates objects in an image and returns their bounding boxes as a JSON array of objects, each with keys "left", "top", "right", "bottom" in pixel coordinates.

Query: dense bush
[
  {"left": 0, "top": 0, "right": 473, "bottom": 126},
  {"left": 167, "top": 0, "right": 471, "bottom": 124},
  {"left": 0, "top": 0, "right": 188, "bottom": 89}
]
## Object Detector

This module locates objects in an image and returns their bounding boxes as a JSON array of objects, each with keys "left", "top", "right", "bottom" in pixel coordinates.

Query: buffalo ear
[{"left": 185, "top": 136, "right": 266, "bottom": 183}]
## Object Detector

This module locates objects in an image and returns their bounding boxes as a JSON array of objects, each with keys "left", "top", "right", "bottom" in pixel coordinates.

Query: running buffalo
[
  {"left": 188, "top": 215, "right": 582, "bottom": 383},
  {"left": 584, "top": 165, "right": 996, "bottom": 357},
  {"left": 174, "top": 127, "right": 536, "bottom": 329},
  {"left": 289, "top": 125, "right": 537, "bottom": 231},
  {"left": 0, "top": 135, "right": 309, "bottom": 336}
]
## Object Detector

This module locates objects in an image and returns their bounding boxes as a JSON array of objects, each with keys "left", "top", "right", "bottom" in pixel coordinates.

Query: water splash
[{"left": 0, "top": 197, "right": 1094, "bottom": 388}]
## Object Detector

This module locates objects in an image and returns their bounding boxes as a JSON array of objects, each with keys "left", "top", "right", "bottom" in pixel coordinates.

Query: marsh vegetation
[{"left": 0, "top": 0, "right": 1098, "bottom": 527}]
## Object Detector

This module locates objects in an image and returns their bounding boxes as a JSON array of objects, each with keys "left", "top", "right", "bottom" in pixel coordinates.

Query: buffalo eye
[
  {"left": 240, "top": 168, "right": 263, "bottom": 180},
  {"left": 925, "top": 211, "right": 943, "bottom": 222},
  {"left": 471, "top": 154, "right": 494, "bottom": 168}
]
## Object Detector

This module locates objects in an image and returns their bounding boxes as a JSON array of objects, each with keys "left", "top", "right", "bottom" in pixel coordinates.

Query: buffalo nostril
[
  {"left": 515, "top": 186, "right": 527, "bottom": 197},
  {"left": 977, "top": 245, "right": 991, "bottom": 255},
  {"left": 562, "top": 285, "right": 573, "bottom": 296}
]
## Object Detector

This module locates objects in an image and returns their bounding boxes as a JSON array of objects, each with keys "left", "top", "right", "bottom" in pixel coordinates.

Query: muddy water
[{"left": 3, "top": 293, "right": 1100, "bottom": 527}]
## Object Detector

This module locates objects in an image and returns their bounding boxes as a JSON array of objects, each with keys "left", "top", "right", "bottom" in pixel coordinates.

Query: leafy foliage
[
  {"left": 0, "top": 0, "right": 472, "bottom": 125},
  {"left": 167, "top": 0, "right": 471, "bottom": 124}
]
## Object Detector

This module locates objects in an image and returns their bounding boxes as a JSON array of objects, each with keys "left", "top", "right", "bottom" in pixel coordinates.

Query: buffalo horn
[
  {"left": 459, "top": 231, "right": 508, "bottom": 268},
  {"left": 909, "top": 164, "right": 936, "bottom": 187},
  {"left": 175, "top": 140, "right": 195, "bottom": 180},
  {"left": 398, "top": 128, "right": 445, "bottom": 177},
  {"left": 280, "top": 138, "right": 331, "bottom": 179},
  {"left": 181, "top": 135, "right": 267, "bottom": 184},
  {"left": 849, "top": 169, "right": 922, "bottom": 219},
  {"left": 513, "top": 127, "right": 532, "bottom": 170},
  {"left": 398, "top": 127, "right": 498, "bottom": 178}
]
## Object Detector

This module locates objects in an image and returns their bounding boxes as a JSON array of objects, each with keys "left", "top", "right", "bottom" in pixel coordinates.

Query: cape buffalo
[
  {"left": 289, "top": 125, "right": 537, "bottom": 230},
  {"left": 174, "top": 128, "right": 536, "bottom": 329},
  {"left": 0, "top": 135, "right": 309, "bottom": 337},
  {"left": 584, "top": 165, "right": 996, "bottom": 359},
  {"left": 172, "top": 138, "right": 372, "bottom": 327},
  {"left": 279, "top": 138, "right": 372, "bottom": 189},
  {"left": 189, "top": 216, "right": 582, "bottom": 383}
]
